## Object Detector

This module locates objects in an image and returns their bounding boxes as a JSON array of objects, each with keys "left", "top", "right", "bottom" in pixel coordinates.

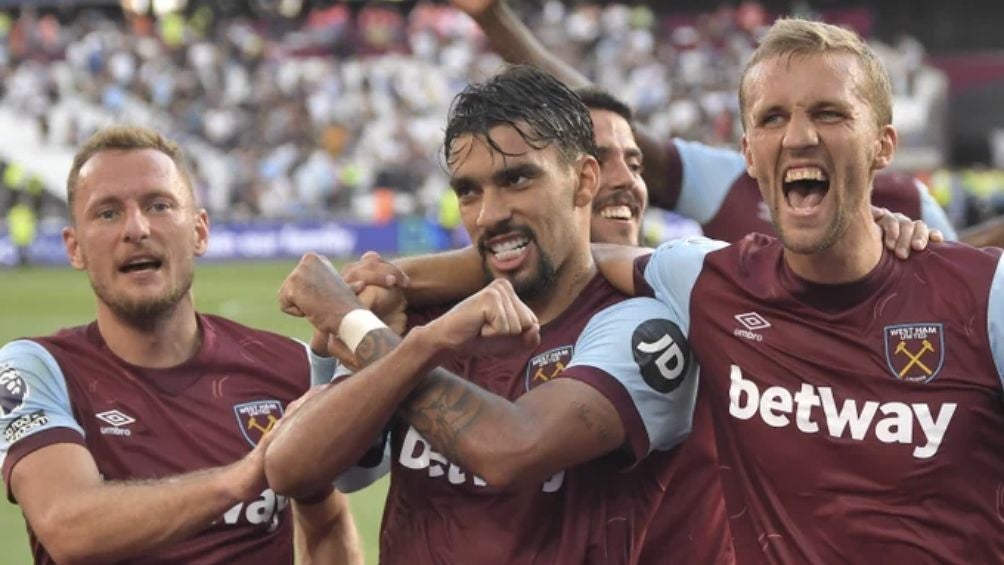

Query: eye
[
  {"left": 759, "top": 113, "right": 785, "bottom": 127},
  {"left": 628, "top": 160, "right": 644, "bottom": 175},
  {"left": 816, "top": 110, "right": 845, "bottom": 122},
  {"left": 501, "top": 169, "right": 534, "bottom": 188},
  {"left": 95, "top": 209, "right": 118, "bottom": 221},
  {"left": 149, "top": 200, "right": 173, "bottom": 213},
  {"left": 453, "top": 184, "right": 480, "bottom": 202}
]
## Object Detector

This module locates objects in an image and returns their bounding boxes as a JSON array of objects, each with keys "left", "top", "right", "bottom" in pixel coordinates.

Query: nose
[
  {"left": 782, "top": 113, "right": 819, "bottom": 150},
  {"left": 475, "top": 188, "right": 512, "bottom": 230},
  {"left": 122, "top": 204, "right": 151, "bottom": 242}
]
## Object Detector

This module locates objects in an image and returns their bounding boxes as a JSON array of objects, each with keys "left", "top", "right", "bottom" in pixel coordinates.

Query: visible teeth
[
  {"left": 784, "top": 167, "right": 827, "bottom": 183},
  {"left": 599, "top": 205, "right": 633, "bottom": 220},
  {"left": 490, "top": 237, "right": 529, "bottom": 257}
]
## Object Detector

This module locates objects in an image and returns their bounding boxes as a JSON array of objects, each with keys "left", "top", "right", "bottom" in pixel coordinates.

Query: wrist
[
  {"left": 402, "top": 325, "right": 449, "bottom": 370},
  {"left": 338, "top": 310, "right": 388, "bottom": 354}
]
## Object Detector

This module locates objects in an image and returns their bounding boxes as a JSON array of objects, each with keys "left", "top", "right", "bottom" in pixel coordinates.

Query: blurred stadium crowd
[{"left": 0, "top": 1, "right": 1001, "bottom": 248}]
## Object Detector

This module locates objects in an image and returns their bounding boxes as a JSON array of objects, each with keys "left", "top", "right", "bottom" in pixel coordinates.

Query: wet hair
[
  {"left": 443, "top": 65, "right": 597, "bottom": 168},
  {"left": 67, "top": 125, "right": 194, "bottom": 212},
  {"left": 574, "top": 87, "right": 634, "bottom": 123},
  {"left": 739, "top": 18, "right": 893, "bottom": 129}
]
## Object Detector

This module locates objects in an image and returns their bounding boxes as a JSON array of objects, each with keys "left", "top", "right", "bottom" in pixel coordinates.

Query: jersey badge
[
  {"left": 632, "top": 319, "right": 691, "bottom": 393},
  {"left": 0, "top": 363, "right": 28, "bottom": 416},
  {"left": 884, "top": 323, "right": 945, "bottom": 383},
  {"left": 233, "top": 400, "right": 284, "bottom": 447},
  {"left": 524, "top": 345, "right": 573, "bottom": 391}
]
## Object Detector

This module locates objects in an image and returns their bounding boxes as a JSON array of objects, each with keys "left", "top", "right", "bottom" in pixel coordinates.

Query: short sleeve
[
  {"left": 1, "top": 340, "right": 86, "bottom": 501},
  {"left": 642, "top": 237, "right": 727, "bottom": 333},
  {"left": 988, "top": 254, "right": 1004, "bottom": 387},
  {"left": 671, "top": 139, "right": 748, "bottom": 224},
  {"left": 562, "top": 298, "right": 699, "bottom": 462},
  {"left": 306, "top": 345, "right": 338, "bottom": 387},
  {"left": 334, "top": 432, "right": 390, "bottom": 493},
  {"left": 914, "top": 178, "right": 958, "bottom": 241}
]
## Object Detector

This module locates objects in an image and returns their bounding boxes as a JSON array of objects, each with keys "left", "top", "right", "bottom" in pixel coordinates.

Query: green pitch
[{"left": 0, "top": 261, "right": 388, "bottom": 564}]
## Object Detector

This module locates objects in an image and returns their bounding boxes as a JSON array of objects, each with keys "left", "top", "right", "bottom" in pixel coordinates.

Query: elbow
[
  {"left": 33, "top": 518, "right": 109, "bottom": 565},
  {"left": 463, "top": 434, "right": 548, "bottom": 491},
  {"left": 264, "top": 441, "right": 309, "bottom": 499},
  {"left": 265, "top": 440, "right": 342, "bottom": 500}
]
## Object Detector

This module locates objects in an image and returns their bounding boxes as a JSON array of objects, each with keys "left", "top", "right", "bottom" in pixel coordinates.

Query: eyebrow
[
  {"left": 450, "top": 162, "right": 544, "bottom": 192},
  {"left": 596, "top": 146, "right": 643, "bottom": 160}
]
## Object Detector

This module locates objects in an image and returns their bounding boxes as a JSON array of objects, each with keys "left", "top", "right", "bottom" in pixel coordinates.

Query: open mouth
[
  {"left": 597, "top": 204, "right": 635, "bottom": 222},
  {"left": 485, "top": 234, "right": 530, "bottom": 262},
  {"left": 119, "top": 256, "right": 163, "bottom": 274},
  {"left": 782, "top": 166, "right": 829, "bottom": 211}
]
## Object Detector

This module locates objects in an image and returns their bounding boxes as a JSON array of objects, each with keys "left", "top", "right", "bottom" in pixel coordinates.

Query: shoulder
[
  {"left": 648, "top": 236, "right": 730, "bottom": 270},
  {"left": 201, "top": 314, "right": 303, "bottom": 350}
]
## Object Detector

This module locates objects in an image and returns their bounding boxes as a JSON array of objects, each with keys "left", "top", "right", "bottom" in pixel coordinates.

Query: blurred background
[{"left": 0, "top": 0, "right": 1002, "bottom": 562}]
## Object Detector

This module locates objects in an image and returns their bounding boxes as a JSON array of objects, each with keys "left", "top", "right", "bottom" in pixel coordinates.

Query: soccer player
[
  {"left": 589, "top": 19, "right": 1004, "bottom": 562},
  {"left": 449, "top": 0, "right": 961, "bottom": 248},
  {"left": 266, "top": 66, "right": 701, "bottom": 564},
  {"left": 0, "top": 126, "right": 362, "bottom": 564}
]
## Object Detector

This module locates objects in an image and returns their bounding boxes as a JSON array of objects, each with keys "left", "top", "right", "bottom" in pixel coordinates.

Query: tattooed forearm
[
  {"left": 401, "top": 370, "right": 484, "bottom": 463},
  {"left": 354, "top": 329, "right": 402, "bottom": 367},
  {"left": 571, "top": 400, "right": 614, "bottom": 444}
]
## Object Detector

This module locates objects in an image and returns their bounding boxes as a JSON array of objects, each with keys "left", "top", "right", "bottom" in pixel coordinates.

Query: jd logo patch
[
  {"left": 632, "top": 319, "right": 691, "bottom": 394},
  {"left": 233, "top": 400, "right": 284, "bottom": 447},
  {"left": 884, "top": 323, "right": 945, "bottom": 383},
  {"left": 525, "top": 346, "right": 573, "bottom": 391}
]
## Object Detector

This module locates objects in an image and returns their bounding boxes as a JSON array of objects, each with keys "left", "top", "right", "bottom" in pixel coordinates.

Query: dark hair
[
  {"left": 574, "top": 87, "right": 634, "bottom": 123},
  {"left": 443, "top": 65, "right": 597, "bottom": 168}
]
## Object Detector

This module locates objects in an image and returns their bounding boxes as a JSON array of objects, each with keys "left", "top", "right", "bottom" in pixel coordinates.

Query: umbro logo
[
  {"left": 96, "top": 409, "right": 136, "bottom": 436},
  {"left": 734, "top": 312, "right": 770, "bottom": 341}
]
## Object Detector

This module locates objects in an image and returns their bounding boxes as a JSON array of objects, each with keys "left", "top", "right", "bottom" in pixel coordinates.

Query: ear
[
  {"left": 62, "top": 226, "right": 86, "bottom": 270},
  {"left": 573, "top": 155, "right": 600, "bottom": 208},
  {"left": 741, "top": 134, "right": 757, "bottom": 178},
  {"left": 193, "top": 209, "right": 210, "bottom": 257},
  {"left": 872, "top": 124, "right": 898, "bottom": 171}
]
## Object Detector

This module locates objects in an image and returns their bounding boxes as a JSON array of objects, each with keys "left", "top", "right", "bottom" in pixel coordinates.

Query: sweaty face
[
  {"left": 449, "top": 125, "right": 585, "bottom": 301},
  {"left": 63, "top": 149, "right": 209, "bottom": 324},
  {"left": 589, "top": 109, "right": 648, "bottom": 246},
  {"left": 741, "top": 52, "right": 895, "bottom": 254}
]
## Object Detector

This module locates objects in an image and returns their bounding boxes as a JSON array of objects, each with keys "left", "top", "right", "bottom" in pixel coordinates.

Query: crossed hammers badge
[{"left": 884, "top": 324, "right": 944, "bottom": 383}]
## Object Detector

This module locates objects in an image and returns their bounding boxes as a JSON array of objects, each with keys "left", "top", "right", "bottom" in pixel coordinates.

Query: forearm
[
  {"left": 34, "top": 465, "right": 243, "bottom": 564},
  {"left": 266, "top": 328, "right": 437, "bottom": 498},
  {"left": 395, "top": 246, "right": 486, "bottom": 305},
  {"left": 399, "top": 369, "right": 546, "bottom": 489},
  {"left": 294, "top": 491, "right": 363, "bottom": 565},
  {"left": 474, "top": 1, "right": 591, "bottom": 89}
]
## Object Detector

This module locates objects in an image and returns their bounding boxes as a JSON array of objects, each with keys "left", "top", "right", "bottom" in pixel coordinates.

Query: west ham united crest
[
  {"left": 525, "top": 346, "right": 573, "bottom": 391},
  {"left": 884, "top": 323, "right": 945, "bottom": 383},
  {"left": 233, "top": 400, "right": 284, "bottom": 447}
]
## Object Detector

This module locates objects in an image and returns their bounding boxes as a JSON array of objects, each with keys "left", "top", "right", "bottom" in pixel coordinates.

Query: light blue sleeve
[
  {"left": 914, "top": 178, "right": 958, "bottom": 241},
  {"left": 0, "top": 340, "right": 85, "bottom": 467},
  {"left": 672, "top": 139, "right": 748, "bottom": 224},
  {"left": 643, "top": 236, "right": 727, "bottom": 334},
  {"left": 334, "top": 440, "right": 390, "bottom": 493},
  {"left": 305, "top": 346, "right": 338, "bottom": 387},
  {"left": 566, "top": 298, "right": 699, "bottom": 453},
  {"left": 988, "top": 254, "right": 1004, "bottom": 388}
]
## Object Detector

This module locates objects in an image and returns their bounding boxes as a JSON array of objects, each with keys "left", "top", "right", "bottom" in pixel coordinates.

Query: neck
[
  {"left": 526, "top": 245, "right": 597, "bottom": 325},
  {"left": 783, "top": 208, "right": 883, "bottom": 284},
  {"left": 95, "top": 295, "right": 202, "bottom": 368}
]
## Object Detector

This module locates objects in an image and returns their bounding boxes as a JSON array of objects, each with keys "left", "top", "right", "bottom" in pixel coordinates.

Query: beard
[
  {"left": 479, "top": 222, "right": 558, "bottom": 301},
  {"left": 89, "top": 270, "right": 194, "bottom": 327}
]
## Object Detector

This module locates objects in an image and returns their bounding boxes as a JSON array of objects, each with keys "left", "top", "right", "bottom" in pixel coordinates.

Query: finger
[
  {"left": 929, "top": 229, "right": 944, "bottom": 243},
  {"left": 880, "top": 212, "right": 901, "bottom": 250},
  {"left": 910, "top": 221, "right": 930, "bottom": 252},
  {"left": 894, "top": 215, "right": 915, "bottom": 259},
  {"left": 871, "top": 205, "right": 889, "bottom": 221},
  {"left": 522, "top": 323, "right": 542, "bottom": 348},
  {"left": 483, "top": 285, "right": 514, "bottom": 337}
]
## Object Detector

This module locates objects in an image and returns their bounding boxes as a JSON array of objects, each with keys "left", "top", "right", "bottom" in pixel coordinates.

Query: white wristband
[{"left": 338, "top": 309, "right": 388, "bottom": 353}]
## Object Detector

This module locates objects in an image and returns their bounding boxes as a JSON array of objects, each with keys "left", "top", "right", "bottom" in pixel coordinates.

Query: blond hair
[
  {"left": 739, "top": 18, "right": 893, "bottom": 129},
  {"left": 67, "top": 125, "right": 194, "bottom": 212}
]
